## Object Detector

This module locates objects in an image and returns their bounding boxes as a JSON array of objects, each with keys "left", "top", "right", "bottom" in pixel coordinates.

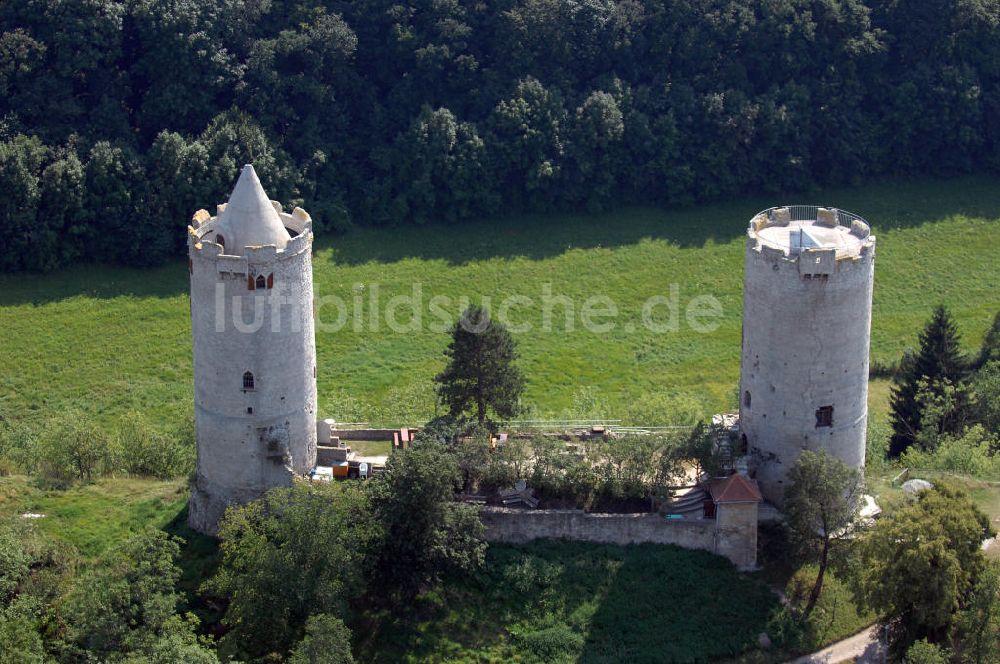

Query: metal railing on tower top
[{"left": 751, "top": 205, "right": 870, "bottom": 229}]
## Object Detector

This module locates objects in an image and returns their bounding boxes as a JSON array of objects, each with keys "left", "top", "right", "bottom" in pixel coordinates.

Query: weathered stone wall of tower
[
  {"left": 739, "top": 209, "right": 875, "bottom": 506},
  {"left": 187, "top": 203, "right": 317, "bottom": 535}
]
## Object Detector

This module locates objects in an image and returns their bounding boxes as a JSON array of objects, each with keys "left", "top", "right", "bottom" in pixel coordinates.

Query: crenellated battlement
[
  {"left": 188, "top": 205, "right": 313, "bottom": 265},
  {"left": 746, "top": 205, "right": 875, "bottom": 265}
]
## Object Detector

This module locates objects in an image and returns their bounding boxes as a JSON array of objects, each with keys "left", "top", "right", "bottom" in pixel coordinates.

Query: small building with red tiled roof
[
  {"left": 702, "top": 473, "right": 763, "bottom": 570},
  {"left": 707, "top": 473, "right": 763, "bottom": 504}
]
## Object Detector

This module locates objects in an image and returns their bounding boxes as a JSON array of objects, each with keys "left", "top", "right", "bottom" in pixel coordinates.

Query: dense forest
[{"left": 2, "top": 0, "right": 999, "bottom": 271}]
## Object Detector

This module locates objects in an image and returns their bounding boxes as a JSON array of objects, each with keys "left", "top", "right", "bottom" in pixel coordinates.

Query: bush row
[{"left": 0, "top": 411, "right": 194, "bottom": 485}]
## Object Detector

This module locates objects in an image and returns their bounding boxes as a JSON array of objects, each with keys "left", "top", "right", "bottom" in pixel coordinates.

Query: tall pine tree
[
  {"left": 435, "top": 304, "right": 525, "bottom": 425},
  {"left": 889, "top": 304, "right": 969, "bottom": 456},
  {"left": 976, "top": 310, "right": 1000, "bottom": 369}
]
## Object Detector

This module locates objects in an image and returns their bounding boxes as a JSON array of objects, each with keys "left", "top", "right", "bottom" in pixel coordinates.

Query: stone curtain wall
[
  {"left": 479, "top": 507, "right": 758, "bottom": 570},
  {"left": 329, "top": 429, "right": 401, "bottom": 441}
]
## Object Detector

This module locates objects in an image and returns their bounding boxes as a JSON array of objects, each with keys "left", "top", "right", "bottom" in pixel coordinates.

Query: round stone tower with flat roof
[
  {"left": 739, "top": 206, "right": 876, "bottom": 506},
  {"left": 186, "top": 165, "right": 317, "bottom": 534}
]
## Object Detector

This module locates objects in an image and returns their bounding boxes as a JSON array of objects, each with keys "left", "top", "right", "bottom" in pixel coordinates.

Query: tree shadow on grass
[
  {"left": 0, "top": 260, "right": 190, "bottom": 306},
  {"left": 576, "top": 544, "right": 780, "bottom": 664},
  {"left": 321, "top": 175, "right": 1000, "bottom": 267},
  {"left": 368, "top": 539, "right": 782, "bottom": 663},
  {"left": 355, "top": 539, "right": 623, "bottom": 663},
  {"left": 162, "top": 502, "right": 223, "bottom": 631},
  {"left": 2, "top": 175, "right": 998, "bottom": 306}
]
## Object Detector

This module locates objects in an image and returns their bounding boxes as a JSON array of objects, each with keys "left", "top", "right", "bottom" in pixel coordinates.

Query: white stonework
[
  {"left": 187, "top": 165, "right": 318, "bottom": 534},
  {"left": 739, "top": 206, "right": 876, "bottom": 506}
]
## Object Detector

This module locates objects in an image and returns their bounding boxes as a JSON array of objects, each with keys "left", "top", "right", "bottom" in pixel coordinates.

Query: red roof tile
[{"left": 708, "top": 474, "right": 763, "bottom": 503}]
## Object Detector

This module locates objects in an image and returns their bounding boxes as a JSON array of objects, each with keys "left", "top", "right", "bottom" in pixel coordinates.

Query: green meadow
[{"left": 2, "top": 175, "right": 999, "bottom": 431}]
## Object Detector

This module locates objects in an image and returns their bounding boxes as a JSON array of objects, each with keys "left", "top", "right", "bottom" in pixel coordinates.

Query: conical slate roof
[{"left": 215, "top": 165, "right": 290, "bottom": 252}]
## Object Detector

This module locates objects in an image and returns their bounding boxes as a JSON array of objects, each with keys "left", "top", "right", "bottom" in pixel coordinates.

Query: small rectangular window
[{"left": 815, "top": 405, "right": 833, "bottom": 428}]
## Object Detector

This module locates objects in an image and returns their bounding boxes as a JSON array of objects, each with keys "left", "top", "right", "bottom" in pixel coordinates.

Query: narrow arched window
[
  {"left": 266, "top": 273, "right": 273, "bottom": 289},
  {"left": 216, "top": 234, "right": 225, "bottom": 249},
  {"left": 744, "top": 391, "right": 751, "bottom": 408},
  {"left": 243, "top": 371, "right": 255, "bottom": 391},
  {"left": 247, "top": 275, "right": 255, "bottom": 290},
  {"left": 256, "top": 275, "right": 266, "bottom": 289}
]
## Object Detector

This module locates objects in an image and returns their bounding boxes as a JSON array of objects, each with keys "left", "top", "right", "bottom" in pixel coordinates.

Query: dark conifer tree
[
  {"left": 889, "top": 304, "right": 969, "bottom": 456},
  {"left": 435, "top": 304, "right": 525, "bottom": 426},
  {"left": 976, "top": 310, "right": 1000, "bottom": 369}
]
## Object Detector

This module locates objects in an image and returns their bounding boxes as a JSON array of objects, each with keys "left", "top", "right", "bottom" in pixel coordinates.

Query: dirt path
[{"left": 787, "top": 626, "right": 884, "bottom": 664}]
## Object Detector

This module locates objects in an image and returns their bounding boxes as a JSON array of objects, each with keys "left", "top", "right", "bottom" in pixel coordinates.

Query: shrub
[
  {"left": 288, "top": 614, "right": 354, "bottom": 664},
  {"left": 0, "top": 421, "right": 37, "bottom": 475},
  {"left": 454, "top": 431, "right": 492, "bottom": 492},
  {"left": 528, "top": 436, "right": 571, "bottom": 497},
  {"left": 595, "top": 435, "right": 657, "bottom": 501},
  {"left": 899, "top": 425, "right": 1000, "bottom": 478},
  {"left": 36, "top": 414, "right": 111, "bottom": 486},
  {"left": 561, "top": 386, "right": 610, "bottom": 422},
  {"left": 499, "top": 555, "right": 561, "bottom": 595},
  {"left": 904, "top": 639, "right": 949, "bottom": 664},
  {"left": 487, "top": 435, "right": 530, "bottom": 487},
  {"left": 512, "top": 623, "right": 584, "bottom": 663},
  {"left": 0, "top": 522, "right": 30, "bottom": 606},
  {"left": 111, "top": 412, "right": 192, "bottom": 479},
  {"left": 563, "top": 457, "right": 601, "bottom": 508},
  {"left": 0, "top": 598, "right": 44, "bottom": 664}
]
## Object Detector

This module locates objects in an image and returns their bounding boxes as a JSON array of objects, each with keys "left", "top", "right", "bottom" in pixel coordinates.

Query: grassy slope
[
  {"left": 0, "top": 475, "right": 221, "bottom": 621},
  {"left": 0, "top": 475, "right": 189, "bottom": 558},
  {"left": 2, "top": 176, "right": 999, "bottom": 431}
]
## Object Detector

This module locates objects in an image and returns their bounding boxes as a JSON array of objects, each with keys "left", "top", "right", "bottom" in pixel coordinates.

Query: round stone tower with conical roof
[
  {"left": 186, "top": 165, "right": 317, "bottom": 534},
  {"left": 739, "top": 206, "right": 876, "bottom": 507}
]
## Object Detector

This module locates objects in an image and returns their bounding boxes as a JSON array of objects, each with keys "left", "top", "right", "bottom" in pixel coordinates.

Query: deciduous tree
[
  {"left": 59, "top": 529, "right": 216, "bottom": 663},
  {"left": 367, "top": 441, "right": 485, "bottom": 603},
  {"left": 851, "top": 484, "right": 994, "bottom": 653},
  {"left": 783, "top": 450, "right": 864, "bottom": 619},
  {"left": 954, "top": 561, "right": 1000, "bottom": 664},
  {"left": 208, "top": 482, "right": 372, "bottom": 661},
  {"left": 288, "top": 614, "right": 354, "bottom": 664}
]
